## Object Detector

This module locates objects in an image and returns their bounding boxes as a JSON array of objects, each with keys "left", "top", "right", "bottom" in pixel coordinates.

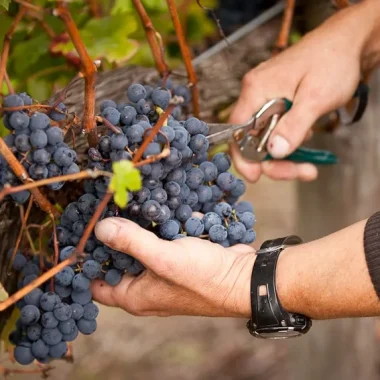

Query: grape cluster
[
  {"left": 0, "top": 94, "right": 76, "bottom": 204},
  {"left": 9, "top": 81, "right": 256, "bottom": 365},
  {"left": 9, "top": 251, "right": 99, "bottom": 365}
]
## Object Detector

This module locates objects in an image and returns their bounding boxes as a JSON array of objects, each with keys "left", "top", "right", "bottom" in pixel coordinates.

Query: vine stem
[
  {"left": 0, "top": 138, "right": 60, "bottom": 218},
  {"left": 132, "top": 0, "right": 170, "bottom": 78},
  {"left": 133, "top": 105, "right": 175, "bottom": 163},
  {"left": 273, "top": 0, "right": 295, "bottom": 54},
  {"left": 7, "top": 196, "right": 34, "bottom": 274},
  {"left": 0, "top": 5, "right": 27, "bottom": 93},
  {"left": 166, "top": 0, "right": 200, "bottom": 117},
  {"left": 54, "top": 2, "right": 98, "bottom": 147},
  {"left": 4, "top": 70, "right": 14, "bottom": 94},
  {"left": 0, "top": 169, "right": 113, "bottom": 202}
]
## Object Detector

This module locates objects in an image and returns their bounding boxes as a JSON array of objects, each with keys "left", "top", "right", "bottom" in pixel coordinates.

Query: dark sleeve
[{"left": 364, "top": 211, "right": 380, "bottom": 299}]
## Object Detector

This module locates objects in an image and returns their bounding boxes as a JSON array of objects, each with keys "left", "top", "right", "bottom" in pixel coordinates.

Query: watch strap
[{"left": 247, "top": 235, "right": 311, "bottom": 337}]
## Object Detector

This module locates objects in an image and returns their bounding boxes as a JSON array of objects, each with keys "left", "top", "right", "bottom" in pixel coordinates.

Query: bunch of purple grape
[
  {"left": 0, "top": 93, "right": 76, "bottom": 202},
  {"left": 8, "top": 81, "right": 256, "bottom": 365}
]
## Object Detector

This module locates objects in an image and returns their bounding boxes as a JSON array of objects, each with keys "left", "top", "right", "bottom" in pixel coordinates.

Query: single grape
[
  {"left": 105, "top": 269, "right": 122, "bottom": 286},
  {"left": 159, "top": 220, "right": 180, "bottom": 240},
  {"left": 54, "top": 284, "right": 72, "bottom": 298},
  {"left": 184, "top": 117, "right": 202, "bottom": 135},
  {"left": 62, "top": 326, "right": 79, "bottom": 342},
  {"left": 217, "top": 172, "right": 237, "bottom": 192},
  {"left": 82, "top": 260, "right": 101, "bottom": 280},
  {"left": 134, "top": 187, "right": 151, "bottom": 203},
  {"left": 151, "top": 188, "right": 167, "bottom": 204},
  {"left": 167, "top": 196, "right": 181, "bottom": 210},
  {"left": 14, "top": 345, "right": 34, "bottom": 365},
  {"left": 126, "top": 123, "right": 144, "bottom": 143},
  {"left": 184, "top": 217, "right": 204, "bottom": 237},
  {"left": 31, "top": 339, "right": 49, "bottom": 360},
  {"left": 196, "top": 185, "right": 212, "bottom": 203},
  {"left": 72, "top": 273, "right": 91, "bottom": 291},
  {"left": 164, "top": 181, "right": 181, "bottom": 196},
  {"left": 209, "top": 224, "right": 228, "bottom": 243},
  {"left": 189, "top": 134, "right": 209, "bottom": 153},
  {"left": 136, "top": 98, "right": 152, "bottom": 114},
  {"left": 41, "top": 312, "right": 59, "bottom": 329},
  {"left": 175, "top": 204, "right": 192, "bottom": 222},
  {"left": 53, "top": 147, "right": 75, "bottom": 167},
  {"left": 110, "top": 133, "right": 128, "bottom": 150},
  {"left": 227, "top": 221, "right": 246, "bottom": 240},
  {"left": 212, "top": 153, "right": 231, "bottom": 173},
  {"left": 14, "top": 134, "right": 31, "bottom": 152},
  {"left": 152, "top": 87, "right": 171, "bottom": 109},
  {"left": 171, "top": 128, "right": 190, "bottom": 150},
  {"left": 9, "top": 111, "right": 30, "bottom": 130},
  {"left": 173, "top": 85, "right": 191, "bottom": 103},
  {"left": 166, "top": 167, "right": 186, "bottom": 185},
  {"left": 186, "top": 168, "right": 205, "bottom": 190},
  {"left": 18, "top": 92, "right": 33, "bottom": 105},
  {"left": 27, "top": 324, "right": 42, "bottom": 341},
  {"left": 30, "top": 130, "right": 48, "bottom": 149},
  {"left": 141, "top": 200, "right": 161, "bottom": 221},
  {"left": 102, "top": 107, "right": 120, "bottom": 125},
  {"left": 54, "top": 303, "right": 72, "bottom": 322},
  {"left": 120, "top": 106, "right": 137, "bottom": 126},
  {"left": 24, "top": 288, "right": 43, "bottom": 307},
  {"left": 70, "top": 303, "right": 84, "bottom": 321},
  {"left": 11, "top": 253, "right": 27, "bottom": 271},
  {"left": 3, "top": 94, "right": 24, "bottom": 108},
  {"left": 200, "top": 162, "right": 218, "bottom": 182},
  {"left": 214, "top": 202, "right": 232, "bottom": 218},
  {"left": 158, "top": 125, "right": 175, "bottom": 143},
  {"left": 77, "top": 318, "right": 97, "bottom": 335},
  {"left": 20, "top": 305, "right": 40, "bottom": 325},
  {"left": 29, "top": 112, "right": 50, "bottom": 131},
  {"left": 40, "top": 292, "right": 60, "bottom": 312},
  {"left": 155, "top": 204, "right": 171, "bottom": 224},
  {"left": 234, "top": 201, "right": 254, "bottom": 214},
  {"left": 83, "top": 303, "right": 99, "bottom": 320},
  {"left": 59, "top": 246, "right": 75, "bottom": 261},
  {"left": 42, "top": 327, "right": 62, "bottom": 346},
  {"left": 49, "top": 341, "right": 68, "bottom": 358},
  {"left": 127, "top": 84, "right": 146, "bottom": 103},
  {"left": 237, "top": 212, "right": 256, "bottom": 229},
  {"left": 71, "top": 289, "right": 92, "bottom": 305},
  {"left": 29, "top": 163, "right": 48, "bottom": 180},
  {"left": 33, "top": 149, "right": 51, "bottom": 164}
]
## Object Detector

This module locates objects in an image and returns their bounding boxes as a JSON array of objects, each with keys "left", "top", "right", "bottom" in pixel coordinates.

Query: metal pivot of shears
[{"left": 207, "top": 98, "right": 338, "bottom": 165}]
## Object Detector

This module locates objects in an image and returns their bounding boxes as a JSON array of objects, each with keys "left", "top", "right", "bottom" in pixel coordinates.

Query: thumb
[
  {"left": 95, "top": 217, "right": 172, "bottom": 270},
  {"left": 267, "top": 95, "right": 319, "bottom": 159}
]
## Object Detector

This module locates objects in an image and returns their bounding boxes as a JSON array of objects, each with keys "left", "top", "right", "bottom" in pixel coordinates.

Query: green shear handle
[{"left": 263, "top": 98, "right": 338, "bottom": 165}]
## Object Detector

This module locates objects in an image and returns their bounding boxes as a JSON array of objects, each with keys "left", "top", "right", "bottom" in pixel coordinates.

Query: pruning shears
[{"left": 207, "top": 98, "right": 338, "bottom": 165}]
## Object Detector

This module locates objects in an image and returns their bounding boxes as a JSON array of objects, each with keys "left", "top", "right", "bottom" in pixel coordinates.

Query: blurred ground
[{"left": 16, "top": 177, "right": 296, "bottom": 380}]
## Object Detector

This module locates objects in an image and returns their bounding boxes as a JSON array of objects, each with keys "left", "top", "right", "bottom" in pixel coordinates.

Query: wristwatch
[{"left": 247, "top": 235, "right": 312, "bottom": 339}]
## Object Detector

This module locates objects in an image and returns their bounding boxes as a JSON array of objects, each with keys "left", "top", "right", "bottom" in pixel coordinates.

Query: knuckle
[{"left": 242, "top": 71, "right": 259, "bottom": 88}]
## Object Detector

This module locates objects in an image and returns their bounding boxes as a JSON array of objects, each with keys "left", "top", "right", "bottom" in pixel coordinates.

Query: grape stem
[
  {"left": 95, "top": 116, "right": 122, "bottom": 134},
  {"left": 7, "top": 196, "right": 34, "bottom": 275},
  {"left": 273, "top": 0, "right": 295, "bottom": 54},
  {"left": 132, "top": 0, "right": 170, "bottom": 78},
  {"left": 4, "top": 70, "right": 14, "bottom": 94},
  {"left": 133, "top": 104, "right": 175, "bottom": 163},
  {"left": 0, "top": 5, "right": 27, "bottom": 95},
  {"left": 54, "top": 1, "right": 98, "bottom": 147},
  {"left": 87, "top": 0, "right": 102, "bottom": 18},
  {"left": 0, "top": 169, "right": 113, "bottom": 202},
  {"left": 0, "top": 138, "right": 60, "bottom": 218},
  {"left": 0, "top": 364, "right": 53, "bottom": 377},
  {"left": 166, "top": 0, "right": 200, "bottom": 117}
]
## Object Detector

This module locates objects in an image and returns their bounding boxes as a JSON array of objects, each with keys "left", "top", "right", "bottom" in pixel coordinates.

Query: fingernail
[
  {"left": 268, "top": 135, "right": 290, "bottom": 159},
  {"left": 95, "top": 219, "right": 119, "bottom": 244}
]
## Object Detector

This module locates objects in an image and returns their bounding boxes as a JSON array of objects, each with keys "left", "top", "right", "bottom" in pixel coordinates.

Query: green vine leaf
[
  {"left": 53, "top": 14, "right": 139, "bottom": 64},
  {"left": 0, "top": 0, "right": 11, "bottom": 10},
  {"left": 109, "top": 160, "right": 142, "bottom": 208}
]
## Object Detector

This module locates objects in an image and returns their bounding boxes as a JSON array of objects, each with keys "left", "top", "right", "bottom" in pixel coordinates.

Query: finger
[
  {"left": 95, "top": 218, "right": 173, "bottom": 269},
  {"left": 228, "top": 73, "right": 267, "bottom": 124},
  {"left": 261, "top": 161, "right": 318, "bottom": 181},
  {"left": 229, "top": 143, "right": 262, "bottom": 183},
  {"left": 91, "top": 275, "right": 135, "bottom": 308},
  {"left": 267, "top": 87, "right": 320, "bottom": 159}
]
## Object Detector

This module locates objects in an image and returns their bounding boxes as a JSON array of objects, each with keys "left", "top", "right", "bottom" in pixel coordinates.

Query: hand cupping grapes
[{"left": 3, "top": 81, "right": 256, "bottom": 366}]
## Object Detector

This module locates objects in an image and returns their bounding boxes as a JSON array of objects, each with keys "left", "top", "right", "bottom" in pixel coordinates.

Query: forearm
[{"left": 276, "top": 219, "right": 380, "bottom": 319}]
